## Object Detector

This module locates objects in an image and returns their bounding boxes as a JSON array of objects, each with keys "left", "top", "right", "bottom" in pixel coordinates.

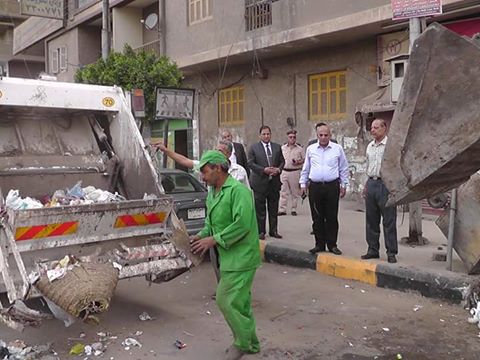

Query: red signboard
[{"left": 392, "top": 0, "right": 442, "bottom": 20}]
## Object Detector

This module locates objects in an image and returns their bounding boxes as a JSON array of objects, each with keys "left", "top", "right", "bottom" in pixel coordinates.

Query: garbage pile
[
  {"left": 4, "top": 181, "right": 125, "bottom": 210},
  {"left": 466, "top": 280, "right": 480, "bottom": 329},
  {"left": 0, "top": 339, "right": 56, "bottom": 360}
]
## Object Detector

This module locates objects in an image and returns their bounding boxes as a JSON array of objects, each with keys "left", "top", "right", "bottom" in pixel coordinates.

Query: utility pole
[
  {"left": 102, "top": 0, "right": 110, "bottom": 60},
  {"left": 404, "top": 17, "right": 426, "bottom": 245}
]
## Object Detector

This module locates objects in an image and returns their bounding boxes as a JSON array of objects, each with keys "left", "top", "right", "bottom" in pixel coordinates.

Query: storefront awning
[{"left": 354, "top": 85, "right": 396, "bottom": 115}]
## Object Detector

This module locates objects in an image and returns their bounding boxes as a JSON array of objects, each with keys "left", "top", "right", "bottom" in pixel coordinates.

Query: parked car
[{"left": 159, "top": 169, "right": 207, "bottom": 235}]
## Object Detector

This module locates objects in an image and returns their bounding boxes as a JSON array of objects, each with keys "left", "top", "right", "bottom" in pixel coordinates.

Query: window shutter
[
  {"left": 59, "top": 46, "right": 68, "bottom": 71},
  {"left": 51, "top": 49, "right": 59, "bottom": 74}
]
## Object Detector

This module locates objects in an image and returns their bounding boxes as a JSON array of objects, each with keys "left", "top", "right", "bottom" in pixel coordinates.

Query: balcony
[{"left": 133, "top": 39, "right": 161, "bottom": 56}]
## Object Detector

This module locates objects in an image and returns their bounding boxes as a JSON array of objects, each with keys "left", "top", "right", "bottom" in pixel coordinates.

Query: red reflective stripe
[
  {"left": 16, "top": 225, "right": 46, "bottom": 241},
  {"left": 48, "top": 221, "right": 77, "bottom": 237},
  {"left": 120, "top": 215, "right": 137, "bottom": 226},
  {"left": 145, "top": 213, "right": 162, "bottom": 224}
]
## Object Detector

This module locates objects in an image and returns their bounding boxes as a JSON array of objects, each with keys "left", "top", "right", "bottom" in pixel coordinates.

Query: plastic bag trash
[
  {"left": 122, "top": 338, "right": 142, "bottom": 348},
  {"left": 6, "top": 189, "right": 43, "bottom": 210},
  {"left": 139, "top": 311, "right": 152, "bottom": 321},
  {"left": 174, "top": 340, "right": 187, "bottom": 349},
  {"left": 69, "top": 343, "right": 85, "bottom": 355},
  {"left": 382, "top": 327, "right": 390, "bottom": 332},
  {"left": 67, "top": 181, "right": 85, "bottom": 199}
]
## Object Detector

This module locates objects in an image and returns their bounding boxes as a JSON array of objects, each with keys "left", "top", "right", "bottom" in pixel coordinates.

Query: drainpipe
[
  {"left": 446, "top": 189, "right": 457, "bottom": 271},
  {"left": 102, "top": 0, "right": 110, "bottom": 60},
  {"left": 159, "top": 0, "right": 166, "bottom": 56}
]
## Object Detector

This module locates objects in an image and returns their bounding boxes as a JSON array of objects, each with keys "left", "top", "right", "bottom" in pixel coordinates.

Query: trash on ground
[
  {"left": 183, "top": 330, "right": 194, "bottom": 337},
  {"left": 382, "top": 327, "right": 390, "bottom": 332},
  {"left": 139, "top": 312, "right": 153, "bottom": 321},
  {"left": 413, "top": 305, "right": 423, "bottom": 312},
  {"left": 174, "top": 340, "right": 187, "bottom": 349},
  {"left": 122, "top": 338, "right": 142, "bottom": 348},
  {"left": 69, "top": 343, "right": 85, "bottom": 355}
]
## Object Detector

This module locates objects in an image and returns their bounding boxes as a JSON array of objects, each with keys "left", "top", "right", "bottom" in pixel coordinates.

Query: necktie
[{"left": 266, "top": 144, "right": 272, "bottom": 166}]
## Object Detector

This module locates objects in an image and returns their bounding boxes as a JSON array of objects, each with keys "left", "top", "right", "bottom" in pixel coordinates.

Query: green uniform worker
[{"left": 190, "top": 150, "right": 261, "bottom": 360}]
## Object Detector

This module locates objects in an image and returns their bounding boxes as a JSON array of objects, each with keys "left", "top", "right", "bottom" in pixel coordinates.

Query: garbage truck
[
  {"left": 0, "top": 76, "right": 198, "bottom": 330},
  {"left": 379, "top": 23, "right": 480, "bottom": 274}
]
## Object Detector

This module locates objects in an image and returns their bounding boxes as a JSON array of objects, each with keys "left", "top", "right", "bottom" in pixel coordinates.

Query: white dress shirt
[
  {"left": 229, "top": 163, "right": 250, "bottom": 189},
  {"left": 299, "top": 141, "right": 349, "bottom": 188},
  {"left": 229, "top": 145, "right": 237, "bottom": 165},
  {"left": 366, "top": 136, "right": 387, "bottom": 177}
]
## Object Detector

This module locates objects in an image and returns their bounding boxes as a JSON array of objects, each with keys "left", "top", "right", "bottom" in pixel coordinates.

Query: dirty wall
[{"left": 184, "top": 38, "right": 379, "bottom": 198}]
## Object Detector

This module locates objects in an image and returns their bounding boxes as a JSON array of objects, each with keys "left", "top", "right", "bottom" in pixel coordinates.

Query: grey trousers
[{"left": 365, "top": 178, "right": 398, "bottom": 256}]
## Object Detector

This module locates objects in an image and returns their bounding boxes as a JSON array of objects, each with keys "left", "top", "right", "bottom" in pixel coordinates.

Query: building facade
[
  {"left": 0, "top": 0, "right": 44, "bottom": 78},
  {"left": 12, "top": 0, "right": 480, "bottom": 193}
]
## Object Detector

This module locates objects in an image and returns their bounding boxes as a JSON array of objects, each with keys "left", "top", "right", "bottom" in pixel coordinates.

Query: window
[
  {"left": 218, "top": 86, "right": 245, "bottom": 126},
  {"left": 75, "top": 0, "right": 98, "bottom": 11},
  {"left": 309, "top": 71, "right": 347, "bottom": 121},
  {"left": 50, "top": 49, "right": 59, "bottom": 74},
  {"left": 245, "top": 0, "right": 272, "bottom": 31},
  {"left": 59, "top": 46, "right": 68, "bottom": 71},
  {"left": 188, "top": 0, "right": 212, "bottom": 25}
]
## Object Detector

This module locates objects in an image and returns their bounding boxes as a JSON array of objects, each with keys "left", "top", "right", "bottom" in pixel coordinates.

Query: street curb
[{"left": 259, "top": 240, "right": 471, "bottom": 304}]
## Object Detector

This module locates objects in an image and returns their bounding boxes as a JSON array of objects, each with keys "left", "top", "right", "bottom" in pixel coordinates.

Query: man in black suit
[
  {"left": 221, "top": 130, "right": 249, "bottom": 176},
  {"left": 248, "top": 125, "right": 285, "bottom": 240}
]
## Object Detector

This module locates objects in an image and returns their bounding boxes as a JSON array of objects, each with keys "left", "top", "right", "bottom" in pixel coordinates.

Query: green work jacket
[{"left": 198, "top": 175, "right": 261, "bottom": 272}]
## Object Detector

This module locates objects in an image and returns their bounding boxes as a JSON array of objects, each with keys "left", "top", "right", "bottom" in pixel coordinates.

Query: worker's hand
[
  {"left": 189, "top": 234, "right": 200, "bottom": 243},
  {"left": 190, "top": 236, "right": 216, "bottom": 256},
  {"left": 151, "top": 142, "right": 167, "bottom": 152},
  {"left": 340, "top": 186, "right": 346, "bottom": 199}
]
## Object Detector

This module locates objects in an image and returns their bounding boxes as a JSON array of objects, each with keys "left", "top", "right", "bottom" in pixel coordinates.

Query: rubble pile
[
  {"left": 0, "top": 340, "right": 56, "bottom": 360},
  {"left": 4, "top": 181, "right": 126, "bottom": 211}
]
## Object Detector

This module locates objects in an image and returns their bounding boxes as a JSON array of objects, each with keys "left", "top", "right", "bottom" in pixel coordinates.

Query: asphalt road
[{"left": 0, "top": 262, "right": 479, "bottom": 359}]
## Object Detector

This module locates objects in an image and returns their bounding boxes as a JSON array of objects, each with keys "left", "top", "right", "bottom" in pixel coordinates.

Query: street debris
[
  {"left": 174, "top": 339, "right": 187, "bottom": 349},
  {"left": 413, "top": 305, "right": 423, "bottom": 312},
  {"left": 182, "top": 330, "right": 194, "bottom": 337},
  {"left": 122, "top": 338, "right": 142, "bottom": 350},
  {"left": 382, "top": 327, "right": 390, "bottom": 332},
  {"left": 205, "top": 310, "right": 212, "bottom": 315},
  {"left": 69, "top": 343, "right": 85, "bottom": 355},
  {"left": 466, "top": 280, "right": 480, "bottom": 329},
  {"left": 0, "top": 339, "right": 56, "bottom": 359},
  {"left": 139, "top": 312, "right": 153, "bottom": 321}
]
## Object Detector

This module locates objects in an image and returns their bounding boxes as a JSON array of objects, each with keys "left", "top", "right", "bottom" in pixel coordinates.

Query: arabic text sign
[
  {"left": 21, "top": 0, "right": 64, "bottom": 20},
  {"left": 392, "top": 0, "right": 442, "bottom": 20}
]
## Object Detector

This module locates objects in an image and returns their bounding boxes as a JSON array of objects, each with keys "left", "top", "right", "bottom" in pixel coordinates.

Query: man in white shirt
[
  {"left": 361, "top": 119, "right": 398, "bottom": 263},
  {"left": 221, "top": 130, "right": 249, "bottom": 177},
  {"left": 217, "top": 140, "right": 250, "bottom": 189},
  {"left": 300, "top": 123, "right": 349, "bottom": 255}
]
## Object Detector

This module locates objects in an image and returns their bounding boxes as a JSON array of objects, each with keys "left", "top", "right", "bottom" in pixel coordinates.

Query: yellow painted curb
[
  {"left": 259, "top": 240, "right": 266, "bottom": 261},
  {"left": 316, "top": 254, "right": 377, "bottom": 285}
]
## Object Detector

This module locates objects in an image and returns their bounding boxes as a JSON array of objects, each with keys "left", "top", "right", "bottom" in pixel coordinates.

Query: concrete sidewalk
[{"left": 259, "top": 200, "right": 473, "bottom": 303}]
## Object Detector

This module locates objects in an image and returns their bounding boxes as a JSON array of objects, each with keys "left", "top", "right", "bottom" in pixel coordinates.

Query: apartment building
[
  {"left": 0, "top": 0, "right": 43, "bottom": 77},
  {"left": 13, "top": 0, "right": 480, "bottom": 191}
]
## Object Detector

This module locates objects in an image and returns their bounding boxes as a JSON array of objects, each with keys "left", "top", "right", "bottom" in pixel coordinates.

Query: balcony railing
[{"left": 133, "top": 39, "right": 161, "bottom": 56}]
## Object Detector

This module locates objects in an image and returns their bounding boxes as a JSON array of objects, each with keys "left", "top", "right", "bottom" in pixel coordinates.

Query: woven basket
[{"left": 36, "top": 262, "right": 118, "bottom": 320}]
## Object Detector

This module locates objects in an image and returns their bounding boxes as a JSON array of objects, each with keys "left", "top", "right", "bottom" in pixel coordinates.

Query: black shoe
[
  {"left": 329, "top": 247, "right": 342, "bottom": 255},
  {"left": 309, "top": 246, "right": 325, "bottom": 254},
  {"left": 291, "top": 211, "right": 297, "bottom": 216},
  {"left": 259, "top": 233, "right": 265, "bottom": 240},
  {"left": 387, "top": 255, "right": 397, "bottom": 263},
  {"left": 278, "top": 212, "right": 287, "bottom": 216},
  {"left": 361, "top": 253, "right": 380, "bottom": 260},
  {"left": 310, "top": 231, "right": 315, "bottom": 235},
  {"left": 269, "top": 232, "right": 283, "bottom": 239}
]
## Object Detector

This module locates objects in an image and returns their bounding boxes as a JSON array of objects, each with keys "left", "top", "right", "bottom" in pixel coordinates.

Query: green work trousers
[{"left": 216, "top": 269, "right": 260, "bottom": 353}]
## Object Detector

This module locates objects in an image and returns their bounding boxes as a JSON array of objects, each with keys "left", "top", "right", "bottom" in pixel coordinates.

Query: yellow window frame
[
  {"left": 218, "top": 85, "right": 245, "bottom": 126},
  {"left": 309, "top": 70, "right": 347, "bottom": 121}
]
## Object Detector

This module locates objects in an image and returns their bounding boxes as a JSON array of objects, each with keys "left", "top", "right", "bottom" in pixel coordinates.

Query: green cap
[{"left": 195, "top": 150, "right": 228, "bottom": 171}]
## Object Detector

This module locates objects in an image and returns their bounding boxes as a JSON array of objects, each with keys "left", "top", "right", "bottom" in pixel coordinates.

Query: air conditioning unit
[{"left": 386, "top": 54, "right": 409, "bottom": 103}]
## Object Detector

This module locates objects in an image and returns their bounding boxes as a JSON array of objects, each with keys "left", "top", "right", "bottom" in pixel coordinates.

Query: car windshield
[{"left": 161, "top": 172, "right": 205, "bottom": 194}]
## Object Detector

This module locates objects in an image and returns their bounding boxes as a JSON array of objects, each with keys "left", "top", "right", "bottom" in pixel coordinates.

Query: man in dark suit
[
  {"left": 221, "top": 130, "right": 249, "bottom": 176},
  {"left": 248, "top": 125, "right": 285, "bottom": 240}
]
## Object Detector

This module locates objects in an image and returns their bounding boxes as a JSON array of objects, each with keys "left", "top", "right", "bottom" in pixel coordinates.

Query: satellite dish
[{"left": 144, "top": 13, "right": 158, "bottom": 30}]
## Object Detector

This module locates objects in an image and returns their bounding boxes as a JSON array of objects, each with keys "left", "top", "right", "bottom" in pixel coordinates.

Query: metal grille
[
  {"left": 133, "top": 39, "right": 161, "bottom": 56},
  {"left": 245, "top": 0, "right": 272, "bottom": 32}
]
